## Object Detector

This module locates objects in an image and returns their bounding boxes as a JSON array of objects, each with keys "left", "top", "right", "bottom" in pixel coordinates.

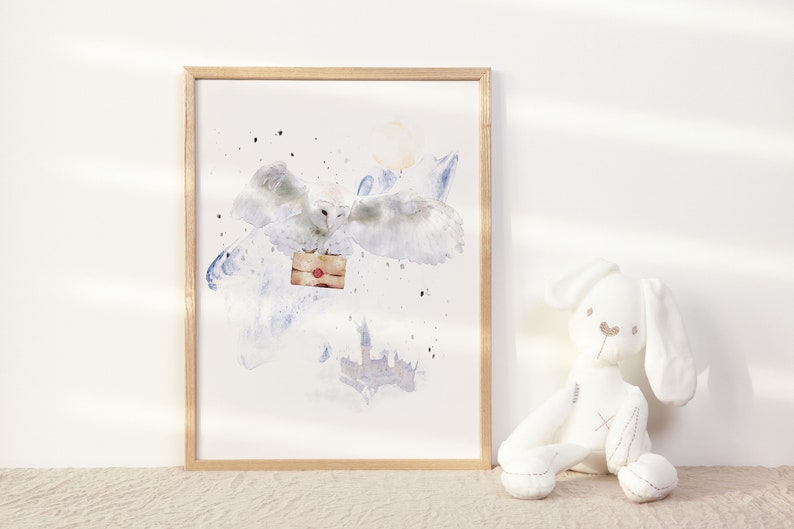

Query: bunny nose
[{"left": 600, "top": 321, "right": 620, "bottom": 336}]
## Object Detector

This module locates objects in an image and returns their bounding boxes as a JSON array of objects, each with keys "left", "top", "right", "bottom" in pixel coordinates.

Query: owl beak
[
  {"left": 319, "top": 205, "right": 347, "bottom": 233},
  {"left": 324, "top": 209, "right": 339, "bottom": 232}
]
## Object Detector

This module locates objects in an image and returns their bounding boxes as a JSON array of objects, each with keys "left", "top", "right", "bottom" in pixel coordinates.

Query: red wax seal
[{"left": 313, "top": 267, "right": 325, "bottom": 278}]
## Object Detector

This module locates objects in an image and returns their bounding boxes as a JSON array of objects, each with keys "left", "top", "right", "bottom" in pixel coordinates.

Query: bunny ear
[
  {"left": 545, "top": 258, "right": 619, "bottom": 309},
  {"left": 641, "top": 278, "right": 697, "bottom": 406}
]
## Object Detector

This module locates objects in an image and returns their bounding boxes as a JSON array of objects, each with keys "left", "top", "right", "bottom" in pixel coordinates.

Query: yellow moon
[{"left": 370, "top": 121, "right": 422, "bottom": 171}]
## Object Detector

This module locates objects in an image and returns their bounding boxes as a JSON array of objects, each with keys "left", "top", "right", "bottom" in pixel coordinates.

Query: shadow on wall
[
  {"left": 620, "top": 305, "right": 755, "bottom": 435},
  {"left": 489, "top": 70, "right": 519, "bottom": 456}
]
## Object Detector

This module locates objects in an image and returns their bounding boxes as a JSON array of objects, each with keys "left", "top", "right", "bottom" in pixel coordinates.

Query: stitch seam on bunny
[
  {"left": 596, "top": 335, "right": 608, "bottom": 359},
  {"left": 572, "top": 384, "right": 580, "bottom": 404},
  {"left": 502, "top": 452, "right": 559, "bottom": 477},
  {"left": 622, "top": 482, "right": 675, "bottom": 502},
  {"left": 607, "top": 407, "right": 640, "bottom": 466},
  {"left": 595, "top": 413, "right": 614, "bottom": 432},
  {"left": 623, "top": 466, "right": 675, "bottom": 492}
]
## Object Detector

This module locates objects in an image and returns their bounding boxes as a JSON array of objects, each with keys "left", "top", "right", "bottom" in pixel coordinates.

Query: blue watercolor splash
[
  {"left": 319, "top": 342, "right": 331, "bottom": 363},
  {"left": 426, "top": 152, "right": 458, "bottom": 202},
  {"left": 354, "top": 151, "right": 458, "bottom": 202},
  {"left": 205, "top": 229, "right": 331, "bottom": 369},
  {"left": 356, "top": 167, "right": 398, "bottom": 196}
]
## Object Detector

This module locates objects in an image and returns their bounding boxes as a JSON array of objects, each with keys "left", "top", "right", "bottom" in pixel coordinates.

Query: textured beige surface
[{"left": 0, "top": 466, "right": 791, "bottom": 528}]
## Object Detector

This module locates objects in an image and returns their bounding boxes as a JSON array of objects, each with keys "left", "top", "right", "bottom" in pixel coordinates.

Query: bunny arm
[
  {"left": 498, "top": 383, "right": 576, "bottom": 468},
  {"left": 605, "top": 386, "right": 650, "bottom": 474}
]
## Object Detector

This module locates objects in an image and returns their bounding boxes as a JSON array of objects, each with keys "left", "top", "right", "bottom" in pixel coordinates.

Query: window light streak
[
  {"left": 67, "top": 159, "right": 182, "bottom": 196},
  {"left": 72, "top": 38, "right": 230, "bottom": 73},
  {"left": 197, "top": 408, "right": 478, "bottom": 460},
  {"left": 746, "top": 366, "right": 793, "bottom": 403},
  {"left": 509, "top": 0, "right": 794, "bottom": 41},
  {"left": 67, "top": 277, "right": 182, "bottom": 314},
  {"left": 65, "top": 394, "right": 182, "bottom": 434},
  {"left": 512, "top": 217, "right": 794, "bottom": 283},
  {"left": 518, "top": 97, "right": 794, "bottom": 164}
]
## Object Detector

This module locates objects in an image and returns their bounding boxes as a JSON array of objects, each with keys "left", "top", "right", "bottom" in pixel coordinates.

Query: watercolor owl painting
[{"left": 191, "top": 74, "right": 488, "bottom": 463}]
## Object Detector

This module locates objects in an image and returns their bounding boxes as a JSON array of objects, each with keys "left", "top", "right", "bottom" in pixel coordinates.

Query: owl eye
[
  {"left": 321, "top": 209, "right": 328, "bottom": 216},
  {"left": 586, "top": 307, "right": 593, "bottom": 317}
]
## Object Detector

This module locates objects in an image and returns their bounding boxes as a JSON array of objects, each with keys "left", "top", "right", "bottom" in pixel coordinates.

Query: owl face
[{"left": 304, "top": 182, "right": 354, "bottom": 234}]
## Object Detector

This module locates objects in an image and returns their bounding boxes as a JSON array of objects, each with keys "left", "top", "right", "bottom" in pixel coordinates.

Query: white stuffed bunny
[{"left": 498, "top": 259, "right": 696, "bottom": 502}]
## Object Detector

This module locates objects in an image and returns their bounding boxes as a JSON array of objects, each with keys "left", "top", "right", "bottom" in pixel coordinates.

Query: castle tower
[{"left": 360, "top": 319, "right": 372, "bottom": 376}]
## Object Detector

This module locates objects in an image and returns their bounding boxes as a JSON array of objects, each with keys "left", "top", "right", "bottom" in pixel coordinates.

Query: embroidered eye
[
  {"left": 586, "top": 307, "right": 593, "bottom": 317},
  {"left": 321, "top": 209, "right": 328, "bottom": 216},
  {"left": 632, "top": 326, "right": 638, "bottom": 335}
]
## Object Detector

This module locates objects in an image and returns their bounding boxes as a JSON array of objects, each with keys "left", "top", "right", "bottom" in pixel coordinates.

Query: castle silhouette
[{"left": 340, "top": 319, "right": 417, "bottom": 403}]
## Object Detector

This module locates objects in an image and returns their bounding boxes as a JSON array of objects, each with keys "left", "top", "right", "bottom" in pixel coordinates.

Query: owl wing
[
  {"left": 354, "top": 151, "right": 458, "bottom": 202},
  {"left": 346, "top": 190, "right": 464, "bottom": 265},
  {"left": 230, "top": 161, "right": 308, "bottom": 227}
]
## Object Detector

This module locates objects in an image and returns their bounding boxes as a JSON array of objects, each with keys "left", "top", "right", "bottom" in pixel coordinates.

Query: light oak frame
[{"left": 184, "top": 67, "right": 492, "bottom": 470}]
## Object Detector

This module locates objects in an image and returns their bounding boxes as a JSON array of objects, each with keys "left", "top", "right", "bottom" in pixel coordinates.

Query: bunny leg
[
  {"left": 606, "top": 387, "right": 649, "bottom": 474},
  {"left": 617, "top": 453, "right": 678, "bottom": 503},
  {"left": 500, "top": 443, "right": 589, "bottom": 500},
  {"left": 498, "top": 384, "right": 576, "bottom": 468}
]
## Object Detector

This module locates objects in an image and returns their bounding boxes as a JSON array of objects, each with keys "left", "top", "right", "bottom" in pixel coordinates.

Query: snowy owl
[{"left": 230, "top": 161, "right": 464, "bottom": 265}]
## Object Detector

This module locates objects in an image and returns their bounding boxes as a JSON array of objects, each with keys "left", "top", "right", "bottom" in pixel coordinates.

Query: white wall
[{"left": 1, "top": 0, "right": 792, "bottom": 467}]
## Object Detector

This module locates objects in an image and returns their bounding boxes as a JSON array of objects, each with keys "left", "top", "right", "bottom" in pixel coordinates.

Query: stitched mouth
[{"left": 596, "top": 335, "right": 608, "bottom": 359}]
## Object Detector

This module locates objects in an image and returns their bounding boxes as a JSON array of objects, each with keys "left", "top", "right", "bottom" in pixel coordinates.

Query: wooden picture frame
[{"left": 184, "top": 67, "right": 491, "bottom": 470}]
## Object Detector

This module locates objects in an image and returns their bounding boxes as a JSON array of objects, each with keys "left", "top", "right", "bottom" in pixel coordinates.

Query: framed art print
[{"left": 184, "top": 67, "right": 491, "bottom": 469}]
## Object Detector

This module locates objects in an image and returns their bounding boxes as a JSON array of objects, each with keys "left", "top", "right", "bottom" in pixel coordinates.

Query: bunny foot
[
  {"left": 501, "top": 463, "right": 557, "bottom": 500},
  {"left": 617, "top": 453, "right": 678, "bottom": 503},
  {"left": 500, "top": 444, "right": 589, "bottom": 500}
]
